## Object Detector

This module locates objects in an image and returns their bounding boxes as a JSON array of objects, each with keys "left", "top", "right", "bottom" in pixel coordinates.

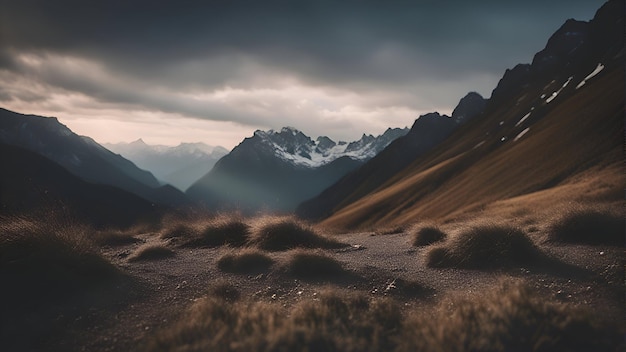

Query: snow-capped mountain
[
  {"left": 186, "top": 127, "right": 408, "bottom": 213},
  {"left": 252, "top": 127, "right": 409, "bottom": 168},
  {"left": 104, "top": 140, "right": 228, "bottom": 191},
  {"left": 297, "top": 91, "right": 486, "bottom": 221}
]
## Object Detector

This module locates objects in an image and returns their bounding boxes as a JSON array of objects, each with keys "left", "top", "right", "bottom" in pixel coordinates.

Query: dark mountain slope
[
  {"left": 0, "top": 143, "right": 159, "bottom": 228},
  {"left": 187, "top": 127, "right": 407, "bottom": 213},
  {"left": 0, "top": 108, "right": 188, "bottom": 206},
  {"left": 317, "top": 0, "right": 624, "bottom": 229},
  {"left": 297, "top": 92, "right": 486, "bottom": 220}
]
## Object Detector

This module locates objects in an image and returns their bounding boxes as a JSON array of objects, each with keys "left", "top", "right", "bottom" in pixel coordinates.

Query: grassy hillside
[{"left": 321, "top": 65, "right": 623, "bottom": 229}]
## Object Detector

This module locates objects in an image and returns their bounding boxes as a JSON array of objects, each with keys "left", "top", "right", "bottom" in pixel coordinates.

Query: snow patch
[
  {"left": 513, "top": 128, "right": 530, "bottom": 142},
  {"left": 515, "top": 112, "right": 531, "bottom": 127},
  {"left": 473, "top": 140, "right": 485, "bottom": 149},
  {"left": 546, "top": 77, "right": 573, "bottom": 103},
  {"left": 576, "top": 63, "right": 604, "bottom": 89}
]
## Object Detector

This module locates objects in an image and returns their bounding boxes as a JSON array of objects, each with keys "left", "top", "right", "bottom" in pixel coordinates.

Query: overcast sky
[{"left": 0, "top": 0, "right": 605, "bottom": 149}]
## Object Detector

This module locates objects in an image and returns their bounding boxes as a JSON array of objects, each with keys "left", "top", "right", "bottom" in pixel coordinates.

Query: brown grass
[
  {"left": 285, "top": 249, "right": 348, "bottom": 279},
  {"left": 181, "top": 216, "right": 251, "bottom": 248},
  {"left": 0, "top": 216, "right": 129, "bottom": 350},
  {"left": 128, "top": 243, "right": 175, "bottom": 262},
  {"left": 251, "top": 217, "right": 347, "bottom": 251},
  {"left": 548, "top": 206, "right": 623, "bottom": 246},
  {"left": 426, "top": 223, "right": 546, "bottom": 269},
  {"left": 160, "top": 223, "right": 199, "bottom": 240},
  {"left": 412, "top": 225, "right": 447, "bottom": 246},
  {"left": 397, "top": 280, "right": 621, "bottom": 351},
  {"left": 217, "top": 248, "right": 274, "bottom": 274},
  {"left": 145, "top": 288, "right": 401, "bottom": 352},
  {"left": 146, "top": 281, "right": 621, "bottom": 351}
]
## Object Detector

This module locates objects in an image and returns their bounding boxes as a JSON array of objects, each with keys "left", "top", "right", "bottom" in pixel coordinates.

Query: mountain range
[
  {"left": 0, "top": 108, "right": 188, "bottom": 208},
  {"left": 297, "top": 91, "right": 486, "bottom": 220},
  {"left": 103, "top": 140, "right": 229, "bottom": 191},
  {"left": 186, "top": 127, "right": 409, "bottom": 213},
  {"left": 301, "top": 0, "right": 624, "bottom": 229}
]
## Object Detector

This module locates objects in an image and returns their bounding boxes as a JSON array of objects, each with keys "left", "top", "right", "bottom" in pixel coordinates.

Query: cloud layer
[{"left": 0, "top": 0, "right": 604, "bottom": 147}]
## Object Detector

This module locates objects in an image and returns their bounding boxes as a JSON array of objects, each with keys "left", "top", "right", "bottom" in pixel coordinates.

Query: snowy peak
[{"left": 245, "top": 126, "right": 409, "bottom": 168}]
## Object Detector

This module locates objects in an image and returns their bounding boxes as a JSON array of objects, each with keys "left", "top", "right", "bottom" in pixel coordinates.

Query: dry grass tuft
[
  {"left": 0, "top": 216, "right": 129, "bottom": 350},
  {"left": 128, "top": 243, "right": 175, "bottom": 262},
  {"left": 0, "top": 217, "right": 123, "bottom": 299},
  {"left": 548, "top": 206, "right": 623, "bottom": 246},
  {"left": 252, "top": 217, "right": 347, "bottom": 251},
  {"left": 285, "top": 249, "right": 348, "bottom": 279},
  {"left": 217, "top": 248, "right": 274, "bottom": 274},
  {"left": 145, "top": 288, "right": 402, "bottom": 352},
  {"left": 397, "top": 280, "right": 621, "bottom": 351},
  {"left": 426, "top": 223, "right": 545, "bottom": 269},
  {"left": 146, "top": 280, "right": 621, "bottom": 352},
  {"left": 182, "top": 217, "right": 251, "bottom": 248},
  {"left": 412, "top": 225, "right": 447, "bottom": 246},
  {"left": 160, "top": 223, "right": 199, "bottom": 241}
]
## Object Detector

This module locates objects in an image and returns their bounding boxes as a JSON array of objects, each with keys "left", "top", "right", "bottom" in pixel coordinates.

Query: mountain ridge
[
  {"left": 313, "top": 0, "right": 624, "bottom": 229},
  {"left": 186, "top": 126, "right": 409, "bottom": 213},
  {"left": 0, "top": 108, "right": 189, "bottom": 207}
]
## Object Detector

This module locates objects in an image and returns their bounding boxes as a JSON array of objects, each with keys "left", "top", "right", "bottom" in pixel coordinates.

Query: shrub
[
  {"left": 182, "top": 217, "right": 251, "bottom": 248},
  {"left": 217, "top": 248, "right": 274, "bottom": 274},
  {"left": 426, "top": 224, "right": 545, "bottom": 269},
  {"left": 412, "top": 225, "right": 447, "bottom": 246},
  {"left": 397, "top": 280, "right": 621, "bottom": 352},
  {"left": 252, "top": 217, "right": 346, "bottom": 251},
  {"left": 548, "top": 207, "right": 623, "bottom": 246},
  {"left": 128, "top": 243, "right": 175, "bottom": 262},
  {"left": 286, "top": 250, "right": 348, "bottom": 279}
]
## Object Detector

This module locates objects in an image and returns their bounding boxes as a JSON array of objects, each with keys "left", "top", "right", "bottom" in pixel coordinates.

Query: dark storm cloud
[{"left": 0, "top": 0, "right": 606, "bottom": 127}]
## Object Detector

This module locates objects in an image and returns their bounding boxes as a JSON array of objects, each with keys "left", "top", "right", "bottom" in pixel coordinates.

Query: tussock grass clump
[
  {"left": 0, "top": 218, "right": 123, "bottom": 300},
  {"left": 146, "top": 281, "right": 621, "bottom": 352},
  {"left": 286, "top": 250, "right": 347, "bottom": 279},
  {"left": 397, "top": 280, "right": 621, "bottom": 352},
  {"left": 548, "top": 207, "right": 623, "bottom": 246},
  {"left": 146, "top": 289, "right": 402, "bottom": 352},
  {"left": 160, "top": 223, "right": 199, "bottom": 241},
  {"left": 128, "top": 243, "right": 175, "bottom": 262},
  {"left": 182, "top": 217, "right": 251, "bottom": 248},
  {"left": 0, "top": 217, "right": 129, "bottom": 350},
  {"left": 252, "top": 217, "right": 346, "bottom": 251},
  {"left": 217, "top": 248, "right": 274, "bottom": 274},
  {"left": 412, "top": 225, "right": 447, "bottom": 246},
  {"left": 426, "top": 224, "right": 544, "bottom": 269}
]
